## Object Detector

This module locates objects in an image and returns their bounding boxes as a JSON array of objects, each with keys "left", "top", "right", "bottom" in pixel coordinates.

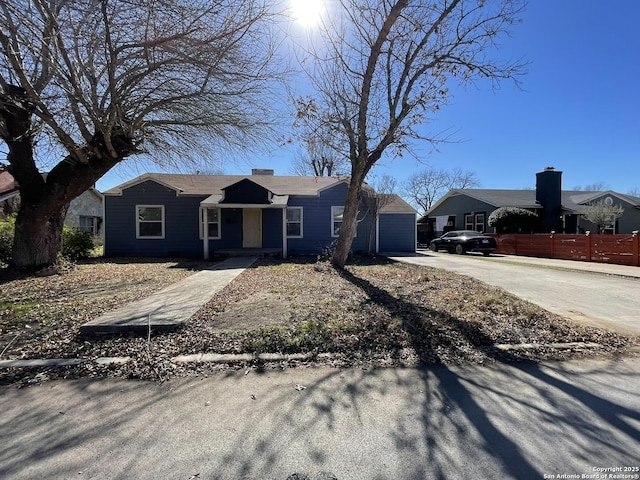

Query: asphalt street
[
  {"left": 1, "top": 359, "right": 639, "bottom": 480},
  {"left": 388, "top": 251, "right": 640, "bottom": 335}
]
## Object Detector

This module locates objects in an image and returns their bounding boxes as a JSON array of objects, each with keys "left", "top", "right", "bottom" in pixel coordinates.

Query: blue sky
[{"left": 97, "top": 0, "right": 640, "bottom": 196}]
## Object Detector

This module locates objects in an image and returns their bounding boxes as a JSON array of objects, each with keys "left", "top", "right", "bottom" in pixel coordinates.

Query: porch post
[
  {"left": 282, "top": 207, "right": 288, "bottom": 259},
  {"left": 201, "top": 207, "right": 209, "bottom": 260},
  {"left": 375, "top": 214, "right": 380, "bottom": 254}
]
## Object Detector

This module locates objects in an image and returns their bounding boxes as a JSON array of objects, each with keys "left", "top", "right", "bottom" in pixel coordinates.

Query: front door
[{"left": 243, "top": 209, "right": 262, "bottom": 248}]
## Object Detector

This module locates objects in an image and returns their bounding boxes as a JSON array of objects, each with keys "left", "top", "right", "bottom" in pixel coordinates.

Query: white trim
[
  {"left": 282, "top": 208, "right": 288, "bottom": 259},
  {"left": 104, "top": 174, "right": 183, "bottom": 196},
  {"left": 136, "top": 205, "right": 165, "bottom": 239},
  {"left": 286, "top": 206, "right": 303, "bottom": 238},
  {"left": 331, "top": 206, "right": 343, "bottom": 237},
  {"left": 375, "top": 214, "right": 380, "bottom": 254},
  {"left": 200, "top": 207, "right": 221, "bottom": 240}
]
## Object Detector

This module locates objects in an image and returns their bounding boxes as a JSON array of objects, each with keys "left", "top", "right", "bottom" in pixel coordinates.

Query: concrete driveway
[
  {"left": 1, "top": 359, "right": 640, "bottom": 480},
  {"left": 386, "top": 251, "right": 640, "bottom": 335}
]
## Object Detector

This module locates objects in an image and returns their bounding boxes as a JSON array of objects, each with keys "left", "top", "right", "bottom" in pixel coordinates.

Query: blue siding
[
  {"left": 263, "top": 209, "right": 283, "bottom": 248},
  {"left": 379, "top": 213, "right": 416, "bottom": 252},
  {"left": 222, "top": 179, "right": 270, "bottom": 204},
  {"left": 286, "top": 182, "right": 373, "bottom": 255},
  {"left": 430, "top": 196, "right": 495, "bottom": 231},
  {"left": 105, "top": 178, "right": 415, "bottom": 258},
  {"left": 207, "top": 208, "right": 243, "bottom": 251},
  {"left": 105, "top": 181, "right": 206, "bottom": 257}
]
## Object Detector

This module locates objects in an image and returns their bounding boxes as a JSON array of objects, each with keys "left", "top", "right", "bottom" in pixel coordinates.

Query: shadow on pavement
[{"left": 1, "top": 269, "right": 639, "bottom": 479}]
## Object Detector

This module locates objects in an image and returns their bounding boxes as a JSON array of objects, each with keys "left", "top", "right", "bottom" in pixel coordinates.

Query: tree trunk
[
  {"left": 12, "top": 201, "right": 69, "bottom": 268},
  {"left": 332, "top": 173, "right": 366, "bottom": 268}
]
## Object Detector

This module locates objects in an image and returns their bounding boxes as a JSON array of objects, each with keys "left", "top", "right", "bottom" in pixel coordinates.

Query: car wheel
[
  {"left": 429, "top": 243, "right": 437, "bottom": 252},
  {"left": 455, "top": 244, "right": 465, "bottom": 255}
]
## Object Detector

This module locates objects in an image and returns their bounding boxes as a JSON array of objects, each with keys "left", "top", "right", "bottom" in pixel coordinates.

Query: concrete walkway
[
  {"left": 80, "top": 256, "right": 257, "bottom": 334},
  {"left": 385, "top": 251, "right": 640, "bottom": 335}
]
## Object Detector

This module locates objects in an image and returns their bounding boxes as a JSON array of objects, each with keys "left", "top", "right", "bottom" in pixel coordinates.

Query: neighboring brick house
[
  {"left": 0, "top": 168, "right": 104, "bottom": 237},
  {"left": 420, "top": 168, "right": 640, "bottom": 239},
  {"left": 103, "top": 169, "right": 417, "bottom": 258}
]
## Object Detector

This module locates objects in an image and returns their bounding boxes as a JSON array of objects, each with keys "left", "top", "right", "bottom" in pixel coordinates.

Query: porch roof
[{"left": 200, "top": 194, "right": 289, "bottom": 208}]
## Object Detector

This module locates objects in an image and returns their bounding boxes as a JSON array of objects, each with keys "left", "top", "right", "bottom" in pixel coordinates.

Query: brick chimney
[
  {"left": 536, "top": 167, "right": 563, "bottom": 231},
  {"left": 251, "top": 169, "right": 274, "bottom": 176}
]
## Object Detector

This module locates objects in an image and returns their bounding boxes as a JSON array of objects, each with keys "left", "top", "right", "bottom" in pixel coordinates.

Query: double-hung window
[
  {"left": 286, "top": 207, "right": 303, "bottom": 238},
  {"left": 136, "top": 205, "right": 164, "bottom": 239},
  {"left": 205, "top": 208, "right": 221, "bottom": 239},
  {"left": 79, "top": 216, "right": 97, "bottom": 235},
  {"left": 331, "top": 206, "right": 344, "bottom": 237},
  {"left": 465, "top": 212, "right": 485, "bottom": 232}
]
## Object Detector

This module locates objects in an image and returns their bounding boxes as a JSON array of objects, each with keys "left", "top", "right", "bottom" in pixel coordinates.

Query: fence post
[
  {"left": 633, "top": 231, "right": 639, "bottom": 267},
  {"left": 550, "top": 233, "right": 555, "bottom": 259},
  {"left": 585, "top": 231, "right": 592, "bottom": 262}
]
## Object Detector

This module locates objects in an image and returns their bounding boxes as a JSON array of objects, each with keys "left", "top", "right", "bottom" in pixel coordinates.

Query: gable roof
[
  {"left": 104, "top": 173, "right": 345, "bottom": 197},
  {"left": 428, "top": 188, "right": 640, "bottom": 217}
]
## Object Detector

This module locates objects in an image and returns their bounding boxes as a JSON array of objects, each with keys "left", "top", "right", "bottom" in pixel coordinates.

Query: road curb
[{"left": 0, "top": 343, "right": 615, "bottom": 370}]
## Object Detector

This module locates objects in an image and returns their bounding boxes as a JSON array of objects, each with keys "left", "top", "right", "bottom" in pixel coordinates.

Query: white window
[
  {"left": 79, "top": 216, "right": 98, "bottom": 235},
  {"left": 465, "top": 214, "right": 474, "bottom": 230},
  {"left": 136, "top": 205, "right": 164, "bottom": 239},
  {"left": 331, "top": 206, "right": 344, "bottom": 237},
  {"left": 205, "top": 208, "right": 221, "bottom": 239},
  {"left": 286, "top": 207, "right": 303, "bottom": 238},
  {"left": 465, "top": 213, "right": 485, "bottom": 232}
]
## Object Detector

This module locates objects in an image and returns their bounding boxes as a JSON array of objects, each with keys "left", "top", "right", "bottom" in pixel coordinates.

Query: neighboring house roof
[
  {"left": 0, "top": 169, "right": 103, "bottom": 199},
  {"left": 379, "top": 195, "right": 417, "bottom": 214},
  {"left": 427, "top": 188, "right": 639, "bottom": 217},
  {"left": 0, "top": 170, "right": 19, "bottom": 197},
  {"left": 105, "top": 172, "right": 417, "bottom": 213}
]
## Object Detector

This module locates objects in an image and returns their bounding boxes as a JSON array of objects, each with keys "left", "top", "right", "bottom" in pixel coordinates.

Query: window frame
[
  {"left": 464, "top": 213, "right": 474, "bottom": 230},
  {"left": 136, "top": 205, "right": 165, "bottom": 239},
  {"left": 200, "top": 207, "right": 222, "bottom": 240},
  {"left": 286, "top": 207, "right": 303, "bottom": 238},
  {"left": 475, "top": 213, "right": 485, "bottom": 233},
  {"left": 79, "top": 215, "right": 97, "bottom": 235},
  {"left": 331, "top": 206, "right": 344, "bottom": 238},
  {"left": 464, "top": 212, "right": 486, "bottom": 232}
]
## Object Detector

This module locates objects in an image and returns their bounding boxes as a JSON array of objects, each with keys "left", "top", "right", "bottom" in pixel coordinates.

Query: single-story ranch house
[
  {"left": 420, "top": 168, "right": 640, "bottom": 241},
  {"left": 103, "top": 169, "right": 417, "bottom": 258}
]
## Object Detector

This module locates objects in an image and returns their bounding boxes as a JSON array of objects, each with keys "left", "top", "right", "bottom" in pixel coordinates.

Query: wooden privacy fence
[{"left": 489, "top": 233, "right": 640, "bottom": 267}]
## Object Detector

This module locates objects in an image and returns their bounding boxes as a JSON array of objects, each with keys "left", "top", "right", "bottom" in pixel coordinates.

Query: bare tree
[
  {"left": 295, "top": 0, "right": 525, "bottom": 268},
  {"left": 0, "top": 0, "right": 284, "bottom": 268},
  {"left": 627, "top": 187, "right": 640, "bottom": 198},
  {"left": 581, "top": 200, "right": 624, "bottom": 234},
  {"left": 361, "top": 173, "right": 398, "bottom": 254},
  {"left": 291, "top": 97, "right": 349, "bottom": 177},
  {"left": 404, "top": 167, "right": 478, "bottom": 214},
  {"left": 572, "top": 182, "right": 610, "bottom": 191},
  {"left": 291, "top": 138, "right": 348, "bottom": 177}
]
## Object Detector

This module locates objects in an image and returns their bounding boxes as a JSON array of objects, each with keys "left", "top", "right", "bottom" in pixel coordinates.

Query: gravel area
[{"left": 1, "top": 256, "right": 637, "bottom": 386}]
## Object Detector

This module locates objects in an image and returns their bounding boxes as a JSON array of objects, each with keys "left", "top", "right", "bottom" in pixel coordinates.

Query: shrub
[
  {"left": 62, "top": 226, "right": 94, "bottom": 260},
  {"left": 0, "top": 215, "right": 15, "bottom": 265},
  {"left": 488, "top": 207, "right": 539, "bottom": 233}
]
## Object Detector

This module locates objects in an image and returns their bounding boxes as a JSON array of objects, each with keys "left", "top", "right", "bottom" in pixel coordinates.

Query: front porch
[{"left": 213, "top": 248, "right": 283, "bottom": 258}]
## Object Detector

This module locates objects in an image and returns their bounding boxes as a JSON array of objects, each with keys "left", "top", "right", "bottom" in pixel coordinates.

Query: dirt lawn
[{"left": 1, "top": 256, "right": 637, "bottom": 384}]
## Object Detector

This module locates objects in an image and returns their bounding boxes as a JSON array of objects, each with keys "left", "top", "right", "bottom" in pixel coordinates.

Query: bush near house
[
  {"left": 62, "top": 227, "right": 94, "bottom": 260},
  {"left": 488, "top": 207, "right": 539, "bottom": 233},
  {"left": 0, "top": 219, "right": 94, "bottom": 266},
  {"left": 0, "top": 215, "right": 15, "bottom": 265}
]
